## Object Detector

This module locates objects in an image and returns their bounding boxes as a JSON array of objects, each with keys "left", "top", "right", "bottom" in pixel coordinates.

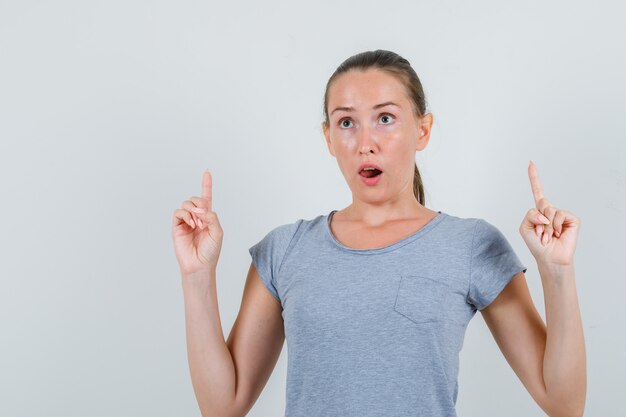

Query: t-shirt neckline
[{"left": 325, "top": 209, "right": 447, "bottom": 254}]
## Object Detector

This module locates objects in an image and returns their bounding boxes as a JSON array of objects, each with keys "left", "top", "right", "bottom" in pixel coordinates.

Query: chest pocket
[{"left": 393, "top": 275, "right": 450, "bottom": 324}]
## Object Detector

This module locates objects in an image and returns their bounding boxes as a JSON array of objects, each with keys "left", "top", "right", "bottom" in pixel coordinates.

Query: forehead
[{"left": 328, "top": 68, "right": 409, "bottom": 108}]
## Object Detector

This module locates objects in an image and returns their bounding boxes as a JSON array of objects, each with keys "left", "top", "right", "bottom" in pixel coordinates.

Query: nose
[{"left": 357, "top": 125, "right": 377, "bottom": 154}]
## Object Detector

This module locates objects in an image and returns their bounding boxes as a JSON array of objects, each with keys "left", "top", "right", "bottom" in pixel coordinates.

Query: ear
[
  {"left": 322, "top": 121, "right": 336, "bottom": 157},
  {"left": 415, "top": 112, "right": 434, "bottom": 151}
]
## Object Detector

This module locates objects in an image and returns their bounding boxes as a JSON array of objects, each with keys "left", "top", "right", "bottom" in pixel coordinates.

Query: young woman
[{"left": 171, "top": 50, "right": 586, "bottom": 417}]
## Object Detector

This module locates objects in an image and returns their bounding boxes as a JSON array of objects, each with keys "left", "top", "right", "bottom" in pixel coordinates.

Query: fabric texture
[{"left": 248, "top": 210, "right": 527, "bottom": 417}]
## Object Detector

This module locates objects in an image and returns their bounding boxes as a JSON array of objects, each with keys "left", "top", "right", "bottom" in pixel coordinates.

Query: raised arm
[
  {"left": 181, "top": 262, "right": 285, "bottom": 417},
  {"left": 481, "top": 161, "right": 585, "bottom": 417},
  {"left": 172, "top": 169, "right": 285, "bottom": 417},
  {"left": 226, "top": 261, "right": 286, "bottom": 415}
]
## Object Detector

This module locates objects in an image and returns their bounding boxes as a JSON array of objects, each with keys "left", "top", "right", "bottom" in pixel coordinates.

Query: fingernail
[
  {"left": 542, "top": 233, "right": 548, "bottom": 245},
  {"left": 539, "top": 214, "right": 550, "bottom": 224}
]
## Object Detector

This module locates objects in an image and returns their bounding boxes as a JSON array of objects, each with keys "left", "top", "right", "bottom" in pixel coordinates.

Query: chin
[{"left": 351, "top": 190, "right": 388, "bottom": 203}]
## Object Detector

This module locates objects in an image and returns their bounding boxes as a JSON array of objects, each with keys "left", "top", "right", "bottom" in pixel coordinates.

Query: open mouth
[{"left": 359, "top": 168, "right": 383, "bottom": 178}]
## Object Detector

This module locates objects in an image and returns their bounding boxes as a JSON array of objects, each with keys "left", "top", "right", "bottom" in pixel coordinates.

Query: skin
[
  {"left": 171, "top": 69, "right": 585, "bottom": 417},
  {"left": 322, "top": 68, "right": 439, "bottom": 236},
  {"left": 491, "top": 161, "right": 586, "bottom": 417},
  {"left": 172, "top": 170, "right": 283, "bottom": 417}
]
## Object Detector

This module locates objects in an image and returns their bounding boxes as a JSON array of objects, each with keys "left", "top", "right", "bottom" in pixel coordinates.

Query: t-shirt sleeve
[
  {"left": 467, "top": 218, "right": 528, "bottom": 311},
  {"left": 248, "top": 220, "right": 301, "bottom": 303}
]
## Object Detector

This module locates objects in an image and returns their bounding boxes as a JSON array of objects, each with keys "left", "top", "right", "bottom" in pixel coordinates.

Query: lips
[
  {"left": 358, "top": 163, "right": 383, "bottom": 178},
  {"left": 359, "top": 170, "right": 383, "bottom": 185}
]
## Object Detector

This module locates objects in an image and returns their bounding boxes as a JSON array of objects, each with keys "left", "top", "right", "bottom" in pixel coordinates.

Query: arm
[
  {"left": 182, "top": 268, "right": 237, "bottom": 417},
  {"left": 481, "top": 267, "right": 586, "bottom": 417},
  {"left": 538, "top": 262, "right": 586, "bottom": 416},
  {"left": 182, "top": 262, "right": 285, "bottom": 417}
]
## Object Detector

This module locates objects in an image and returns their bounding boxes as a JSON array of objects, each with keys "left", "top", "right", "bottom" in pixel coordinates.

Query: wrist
[
  {"left": 537, "top": 261, "right": 575, "bottom": 279},
  {"left": 181, "top": 268, "right": 216, "bottom": 286}
]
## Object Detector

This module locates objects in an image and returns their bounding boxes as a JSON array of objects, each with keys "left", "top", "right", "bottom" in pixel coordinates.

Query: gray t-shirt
[{"left": 248, "top": 210, "right": 527, "bottom": 417}]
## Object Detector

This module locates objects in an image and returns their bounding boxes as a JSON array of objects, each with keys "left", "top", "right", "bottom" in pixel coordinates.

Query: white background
[{"left": 1, "top": 0, "right": 624, "bottom": 416}]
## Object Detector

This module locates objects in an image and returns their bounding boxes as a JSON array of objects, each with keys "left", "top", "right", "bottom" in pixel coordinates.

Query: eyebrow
[{"left": 330, "top": 101, "right": 401, "bottom": 116}]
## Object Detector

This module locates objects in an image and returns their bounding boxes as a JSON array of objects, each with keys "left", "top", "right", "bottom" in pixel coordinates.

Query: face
[{"left": 322, "top": 68, "right": 433, "bottom": 204}]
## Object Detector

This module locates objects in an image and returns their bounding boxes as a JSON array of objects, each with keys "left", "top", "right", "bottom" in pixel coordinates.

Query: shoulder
[
  {"left": 254, "top": 218, "right": 305, "bottom": 247},
  {"left": 435, "top": 212, "right": 510, "bottom": 250},
  {"left": 436, "top": 211, "right": 485, "bottom": 236},
  {"left": 466, "top": 217, "right": 518, "bottom": 260},
  {"left": 251, "top": 212, "right": 327, "bottom": 249},
  {"left": 472, "top": 217, "right": 511, "bottom": 241},
  {"left": 443, "top": 211, "right": 500, "bottom": 232},
  {"left": 248, "top": 215, "right": 321, "bottom": 277}
]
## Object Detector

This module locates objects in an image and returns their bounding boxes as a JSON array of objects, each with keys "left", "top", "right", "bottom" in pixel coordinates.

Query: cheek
[
  {"left": 345, "top": 140, "right": 358, "bottom": 152},
  {"left": 332, "top": 141, "right": 358, "bottom": 175},
  {"left": 333, "top": 135, "right": 358, "bottom": 153},
  {"left": 388, "top": 145, "right": 417, "bottom": 175}
]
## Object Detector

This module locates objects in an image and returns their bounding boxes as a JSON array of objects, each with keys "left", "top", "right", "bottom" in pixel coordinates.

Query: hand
[
  {"left": 171, "top": 169, "right": 224, "bottom": 276},
  {"left": 519, "top": 160, "right": 581, "bottom": 266}
]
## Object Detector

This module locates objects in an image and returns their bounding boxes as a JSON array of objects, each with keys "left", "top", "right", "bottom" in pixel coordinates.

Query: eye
[
  {"left": 338, "top": 118, "right": 353, "bottom": 129},
  {"left": 379, "top": 113, "right": 395, "bottom": 124}
]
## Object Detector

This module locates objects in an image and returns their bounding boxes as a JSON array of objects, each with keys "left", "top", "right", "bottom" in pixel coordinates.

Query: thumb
[{"left": 522, "top": 208, "right": 551, "bottom": 232}]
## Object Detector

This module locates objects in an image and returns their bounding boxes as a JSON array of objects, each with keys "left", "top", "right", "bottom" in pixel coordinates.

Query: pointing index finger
[
  {"left": 202, "top": 168, "right": 213, "bottom": 211},
  {"left": 528, "top": 160, "right": 544, "bottom": 207}
]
